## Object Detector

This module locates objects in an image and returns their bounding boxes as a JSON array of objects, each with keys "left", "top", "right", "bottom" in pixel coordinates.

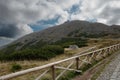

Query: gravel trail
[{"left": 97, "top": 52, "right": 120, "bottom": 80}]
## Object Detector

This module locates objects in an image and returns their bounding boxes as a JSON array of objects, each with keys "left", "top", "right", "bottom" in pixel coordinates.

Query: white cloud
[
  {"left": 15, "top": 24, "right": 33, "bottom": 38},
  {"left": 0, "top": 0, "right": 80, "bottom": 46},
  {"left": 55, "top": 0, "right": 80, "bottom": 9},
  {"left": 0, "top": 0, "right": 81, "bottom": 24},
  {"left": 0, "top": 0, "right": 120, "bottom": 46},
  {"left": 0, "top": 0, "right": 119, "bottom": 31},
  {"left": 70, "top": 0, "right": 120, "bottom": 25}
]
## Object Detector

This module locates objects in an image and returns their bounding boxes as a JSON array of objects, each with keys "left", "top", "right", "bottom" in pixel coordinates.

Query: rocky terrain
[
  {"left": 0, "top": 20, "right": 119, "bottom": 52},
  {"left": 8, "top": 20, "right": 119, "bottom": 48}
]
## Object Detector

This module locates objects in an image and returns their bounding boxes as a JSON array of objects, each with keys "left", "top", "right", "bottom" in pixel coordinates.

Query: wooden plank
[
  {"left": 79, "top": 58, "right": 91, "bottom": 64},
  {"left": 56, "top": 61, "right": 74, "bottom": 80},
  {"left": 55, "top": 66, "right": 82, "bottom": 73},
  {"left": 75, "top": 46, "right": 97, "bottom": 55},
  {"left": 76, "top": 58, "right": 79, "bottom": 70},
  {"left": 79, "top": 57, "right": 88, "bottom": 68},
  {"left": 88, "top": 52, "right": 95, "bottom": 62},
  {"left": 51, "top": 65, "right": 55, "bottom": 80},
  {"left": 35, "top": 69, "right": 49, "bottom": 80},
  {"left": 0, "top": 43, "right": 120, "bottom": 80}
]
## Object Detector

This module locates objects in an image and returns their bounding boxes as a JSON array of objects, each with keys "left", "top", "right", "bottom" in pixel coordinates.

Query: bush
[
  {"left": 0, "top": 37, "right": 87, "bottom": 61},
  {"left": 54, "top": 38, "right": 88, "bottom": 48},
  {"left": 42, "top": 45, "right": 64, "bottom": 55},
  {"left": 11, "top": 63, "right": 22, "bottom": 72},
  {"left": 38, "top": 45, "right": 64, "bottom": 60},
  {"left": 0, "top": 45, "right": 64, "bottom": 61}
]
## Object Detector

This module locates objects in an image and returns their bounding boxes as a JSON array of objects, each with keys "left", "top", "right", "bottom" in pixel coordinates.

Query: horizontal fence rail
[{"left": 0, "top": 44, "right": 120, "bottom": 80}]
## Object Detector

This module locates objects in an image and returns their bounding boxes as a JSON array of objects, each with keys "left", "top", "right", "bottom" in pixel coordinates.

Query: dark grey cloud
[
  {"left": 100, "top": 5, "right": 120, "bottom": 25},
  {"left": 0, "top": 0, "right": 80, "bottom": 46},
  {"left": 0, "top": 0, "right": 79, "bottom": 24},
  {"left": 0, "top": 24, "right": 18, "bottom": 38},
  {"left": 71, "top": 0, "right": 120, "bottom": 25},
  {"left": 0, "top": 0, "right": 119, "bottom": 46},
  {"left": 0, "top": 23, "right": 33, "bottom": 38},
  {"left": 0, "top": 23, "right": 33, "bottom": 46}
]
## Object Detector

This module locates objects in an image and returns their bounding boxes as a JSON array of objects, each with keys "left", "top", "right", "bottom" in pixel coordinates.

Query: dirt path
[
  {"left": 72, "top": 50, "right": 120, "bottom": 80},
  {"left": 97, "top": 51, "right": 120, "bottom": 80}
]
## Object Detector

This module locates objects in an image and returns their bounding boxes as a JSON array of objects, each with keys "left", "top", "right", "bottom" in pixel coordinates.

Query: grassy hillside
[
  {"left": 0, "top": 20, "right": 120, "bottom": 61},
  {"left": 8, "top": 20, "right": 120, "bottom": 50},
  {"left": 0, "top": 39, "right": 120, "bottom": 78},
  {"left": 0, "top": 38, "right": 88, "bottom": 61}
]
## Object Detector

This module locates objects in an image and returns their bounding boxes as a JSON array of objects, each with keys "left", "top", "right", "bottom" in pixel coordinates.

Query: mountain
[
  {"left": 12, "top": 20, "right": 120, "bottom": 46},
  {"left": 2, "top": 20, "right": 120, "bottom": 50},
  {"left": 0, "top": 20, "right": 120, "bottom": 60}
]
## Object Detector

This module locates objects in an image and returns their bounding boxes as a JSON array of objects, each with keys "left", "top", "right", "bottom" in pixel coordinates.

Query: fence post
[
  {"left": 76, "top": 57, "right": 79, "bottom": 70},
  {"left": 107, "top": 48, "right": 110, "bottom": 55},
  {"left": 51, "top": 65, "right": 55, "bottom": 80}
]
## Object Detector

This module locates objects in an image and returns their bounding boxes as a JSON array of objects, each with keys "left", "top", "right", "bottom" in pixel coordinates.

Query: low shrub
[
  {"left": 0, "top": 45, "right": 64, "bottom": 61},
  {"left": 10, "top": 63, "right": 22, "bottom": 72}
]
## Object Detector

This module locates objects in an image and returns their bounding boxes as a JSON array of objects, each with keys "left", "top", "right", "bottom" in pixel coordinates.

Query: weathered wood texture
[{"left": 0, "top": 44, "right": 120, "bottom": 80}]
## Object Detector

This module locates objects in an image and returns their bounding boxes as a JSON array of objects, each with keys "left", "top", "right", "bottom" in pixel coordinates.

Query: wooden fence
[{"left": 0, "top": 44, "right": 120, "bottom": 80}]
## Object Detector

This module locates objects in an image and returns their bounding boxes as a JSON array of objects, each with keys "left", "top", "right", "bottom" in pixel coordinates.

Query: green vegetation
[
  {"left": 58, "top": 71, "right": 80, "bottom": 80},
  {"left": 10, "top": 63, "right": 22, "bottom": 72},
  {"left": 0, "top": 45, "right": 64, "bottom": 61},
  {"left": 75, "top": 32, "right": 109, "bottom": 38},
  {"left": 54, "top": 37, "right": 88, "bottom": 48},
  {"left": 0, "top": 38, "right": 88, "bottom": 61},
  {"left": 91, "top": 50, "right": 118, "bottom": 80},
  {"left": 22, "top": 40, "right": 47, "bottom": 49},
  {"left": 68, "top": 30, "right": 109, "bottom": 38},
  {"left": 68, "top": 29, "right": 80, "bottom": 36}
]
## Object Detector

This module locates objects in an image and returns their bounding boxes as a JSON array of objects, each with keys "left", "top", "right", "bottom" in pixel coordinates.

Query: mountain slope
[
  {"left": 0, "top": 20, "right": 120, "bottom": 60},
  {"left": 13, "top": 20, "right": 120, "bottom": 45}
]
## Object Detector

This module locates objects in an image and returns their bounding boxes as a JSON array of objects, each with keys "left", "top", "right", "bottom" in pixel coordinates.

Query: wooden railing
[{"left": 0, "top": 44, "right": 120, "bottom": 80}]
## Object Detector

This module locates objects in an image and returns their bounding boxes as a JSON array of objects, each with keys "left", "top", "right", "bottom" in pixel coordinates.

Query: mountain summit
[
  {"left": 2, "top": 20, "right": 120, "bottom": 50},
  {"left": 0, "top": 20, "right": 120, "bottom": 61}
]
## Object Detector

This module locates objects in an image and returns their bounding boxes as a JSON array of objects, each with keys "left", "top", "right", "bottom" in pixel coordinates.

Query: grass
[
  {"left": 91, "top": 50, "right": 118, "bottom": 80},
  {"left": 91, "top": 63, "right": 107, "bottom": 80},
  {"left": 0, "top": 45, "right": 95, "bottom": 75},
  {"left": 58, "top": 71, "right": 80, "bottom": 80},
  {"left": 0, "top": 39, "right": 120, "bottom": 80},
  {"left": 55, "top": 59, "right": 99, "bottom": 80},
  {"left": 10, "top": 63, "right": 22, "bottom": 72}
]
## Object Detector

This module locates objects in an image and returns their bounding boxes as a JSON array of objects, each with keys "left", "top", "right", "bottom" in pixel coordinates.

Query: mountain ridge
[
  {"left": 3, "top": 20, "right": 120, "bottom": 50},
  {"left": 15, "top": 20, "right": 120, "bottom": 40},
  {"left": 0, "top": 20, "right": 120, "bottom": 61}
]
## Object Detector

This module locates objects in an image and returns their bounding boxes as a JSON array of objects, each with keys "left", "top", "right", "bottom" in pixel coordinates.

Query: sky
[{"left": 0, "top": 0, "right": 120, "bottom": 46}]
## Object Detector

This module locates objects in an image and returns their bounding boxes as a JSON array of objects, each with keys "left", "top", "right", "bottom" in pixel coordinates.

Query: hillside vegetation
[
  {"left": 0, "top": 20, "right": 120, "bottom": 61},
  {"left": 0, "top": 39, "right": 120, "bottom": 77},
  {"left": 0, "top": 38, "right": 88, "bottom": 61}
]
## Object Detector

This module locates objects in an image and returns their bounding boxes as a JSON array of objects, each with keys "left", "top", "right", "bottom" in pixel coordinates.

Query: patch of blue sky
[
  {"left": 30, "top": 3, "right": 82, "bottom": 32},
  {"left": 68, "top": 4, "right": 81, "bottom": 14},
  {"left": 30, "top": 16, "right": 60, "bottom": 31},
  {"left": 30, "top": 25, "right": 45, "bottom": 31}
]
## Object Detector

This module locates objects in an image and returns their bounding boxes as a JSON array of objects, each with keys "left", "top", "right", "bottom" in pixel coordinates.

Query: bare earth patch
[{"left": 72, "top": 50, "right": 120, "bottom": 80}]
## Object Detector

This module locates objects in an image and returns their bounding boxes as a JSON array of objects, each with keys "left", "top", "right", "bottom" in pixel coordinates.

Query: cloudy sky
[{"left": 0, "top": 0, "right": 120, "bottom": 46}]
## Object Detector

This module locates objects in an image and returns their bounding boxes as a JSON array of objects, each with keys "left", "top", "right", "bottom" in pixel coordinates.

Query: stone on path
[{"left": 97, "top": 52, "right": 120, "bottom": 80}]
